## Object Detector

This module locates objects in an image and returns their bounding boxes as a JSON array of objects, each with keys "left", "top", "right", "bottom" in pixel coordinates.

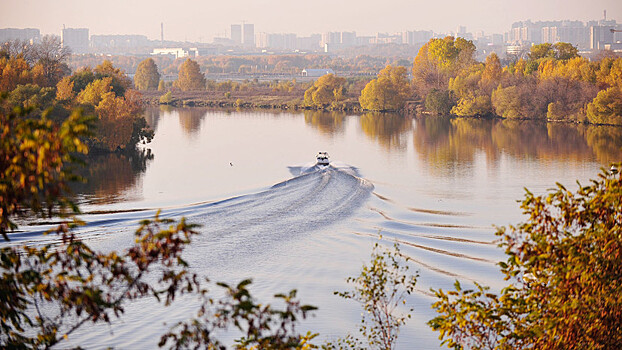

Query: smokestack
[
  {"left": 161, "top": 22, "right": 164, "bottom": 45},
  {"left": 604, "top": 10, "right": 607, "bottom": 21}
]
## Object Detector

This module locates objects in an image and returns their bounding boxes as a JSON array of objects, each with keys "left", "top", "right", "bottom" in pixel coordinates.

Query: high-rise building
[
  {"left": 243, "top": 23, "right": 254, "bottom": 47},
  {"left": 401, "top": 30, "right": 433, "bottom": 45},
  {"left": 590, "top": 25, "right": 615, "bottom": 50},
  {"left": 340, "top": 32, "right": 356, "bottom": 47},
  {"left": 0, "top": 28, "right": 40, "bottom": 43},
  {"left": 61, "top": 27, "right": 89, "bottom": 53},
  {"left": 231, "top": 24, "right": 242, "bottom": 45}
]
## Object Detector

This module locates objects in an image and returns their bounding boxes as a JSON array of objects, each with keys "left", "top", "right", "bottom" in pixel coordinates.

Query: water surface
[{"left": 9, "top": 108, "right": 622, "bottom": 348}]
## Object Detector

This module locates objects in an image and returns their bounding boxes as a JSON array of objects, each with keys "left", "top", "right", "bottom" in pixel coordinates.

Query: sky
[{"left": 1, "top": 0, "right": 621, "bottom": 42}]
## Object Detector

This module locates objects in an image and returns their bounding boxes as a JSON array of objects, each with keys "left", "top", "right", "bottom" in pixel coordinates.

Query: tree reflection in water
[
  {"left": 360, "top": 112, "right": 411, "bottom": 150},
  {"left": 412, "top": 116, "right": 622, "bottom": 169},
  {"left": 71, "top": 149, "right": 153, "bottom": 205},
  {"left": 177, "top": 107, "right": 208, "bottom": 136},
  {"left": 303, "top": 110, "right": 345, "bottom": 135}
]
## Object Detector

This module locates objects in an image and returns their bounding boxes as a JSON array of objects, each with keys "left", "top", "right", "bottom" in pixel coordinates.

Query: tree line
[
  {"left": 134, "top": 38, "right": 621, "bottom": 122},
  {"left": 414, "top": 38, "right": 622, "bottom": 124},
  {"left": 1, "top": 37, "right": 152, "bottom": 152}
]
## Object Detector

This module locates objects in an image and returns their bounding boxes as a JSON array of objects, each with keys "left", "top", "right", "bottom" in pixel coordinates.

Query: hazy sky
[{"left": 1, "top": 0, "right": 620, "bottom": 42}]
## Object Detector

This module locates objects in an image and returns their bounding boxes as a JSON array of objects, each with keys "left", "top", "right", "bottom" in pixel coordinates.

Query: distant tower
[
  {"left": 161, "top": 22, "right": 164, "bottom": 45},
  {"left": 604, "top": 10, "right": 607, "bottom": 21},
  {"left": 231, "top": 24, "right": 242, "bottom": 44}
]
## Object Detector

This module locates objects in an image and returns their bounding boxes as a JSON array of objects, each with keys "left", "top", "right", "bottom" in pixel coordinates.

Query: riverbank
[{"left": 140, "top": 90, "right": 368, "bottom": 112}]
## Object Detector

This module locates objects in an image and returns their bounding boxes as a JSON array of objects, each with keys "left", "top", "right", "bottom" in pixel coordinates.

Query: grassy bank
[{"left": 141, "top": 87, "right": 365, "bottom": 112}]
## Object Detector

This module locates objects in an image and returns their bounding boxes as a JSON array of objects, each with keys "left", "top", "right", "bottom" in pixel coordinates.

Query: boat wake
[{"left": 7, "top": 164, "right": 374, "bottom": 253}]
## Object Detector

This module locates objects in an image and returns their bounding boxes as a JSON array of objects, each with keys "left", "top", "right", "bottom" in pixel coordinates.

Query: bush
[{"left": 159, "top": 91, "right": 172, "bottom": 104}]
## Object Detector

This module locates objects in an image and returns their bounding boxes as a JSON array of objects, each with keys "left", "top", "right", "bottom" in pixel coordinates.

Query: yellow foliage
[
  {"left": 0, "top": 56, "right": 31, "bottom": 92},
  {"left": 76, "top": 77, "right": 113, "bottom": 106},
  {"left": 303, "top": 74, "right": 346, "bottom": 107},
  {"left": 55, "top": 76, "right": 74, "bottom": 101},
  {"left": 359, "top": 65, "right": 411, "bottom": 111},
  {"left": 94, "top": 92, "right": 135, "bottom": 151}
]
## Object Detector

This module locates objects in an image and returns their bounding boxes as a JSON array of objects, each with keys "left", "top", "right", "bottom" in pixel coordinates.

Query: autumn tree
[
  {"left": 94, "top": 60, "right": 132, "bottom": 96},
  {"left": 0, "top": 56, "right": 32, "bottom": 92},
  {"left": 134, "top": 58, "right": 161, "bottom": 91},
  {"left": 429, "top": 165, "right": 622, "bottom": 349},
  {"left": 76, "top": 77, "right": 114, "bottom": 106},
  {"left": 586, "top": 86, "right": 622, "bottom": 125},
  {"left": 303, "top": 73, "right": 347, "bottom": 108},
  {"left": 479, "top": 52, "right": 502, "bottom": 94},
  {"left": 74, "top": 72, "right": 150, "bottom": 152},
  {"left": 413, "top": 36, "right": 477, "bottom": 99},
  {"left": 359, "top": 65, "right": 411, "bottom": 111},
  {"left": 175, "top": 58, "right": 206, "bottom": 91},
  {"left": 55, "top": 76, "right": 75, "bottom": 101},
  {"left": 0, "top": 104, "right": 92, "bottom": 240}
]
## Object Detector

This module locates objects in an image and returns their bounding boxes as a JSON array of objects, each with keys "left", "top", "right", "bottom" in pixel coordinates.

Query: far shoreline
[{"left": 140, "top": 91, "right": 622, "bottom": 127}]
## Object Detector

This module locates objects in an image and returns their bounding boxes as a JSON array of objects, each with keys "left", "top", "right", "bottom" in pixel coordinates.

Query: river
[{"left": 9, "top": 107, "right": 622, "bottom": 349}]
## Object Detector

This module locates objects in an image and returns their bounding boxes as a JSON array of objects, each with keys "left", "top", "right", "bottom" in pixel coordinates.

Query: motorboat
[{"left": 316, "top": 152, "right": 330, "bottom": 166}]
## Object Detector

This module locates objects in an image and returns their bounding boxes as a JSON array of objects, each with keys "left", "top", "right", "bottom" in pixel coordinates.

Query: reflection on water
[
  {"left": 304, "top": 110, "right": 345, "bottom": 135},
  {"left": 143, "top": 107, "right": 162, "bottom": 133},
  {"left": 360, "top": 112, "right": 411, "bottom": 150},
  {"left": 76, "top": 109, "right": 622, "bottom": 208},
  {"left": 584, "top": 125, "right": 622, "bottom": 164},
  {"left": 71, "top": 149, "right": 153, "bottom": 205},
  {"left": 412, "top": 116, "right": 622, "bottom": 167},
  {"left": 177, "top": 107, "right": 208, "bottom": 135}
]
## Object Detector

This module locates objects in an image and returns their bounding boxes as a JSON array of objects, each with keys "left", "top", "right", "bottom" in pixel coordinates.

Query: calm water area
[{"left": 10, "top": 107, "right": 622, "bottom": 348}]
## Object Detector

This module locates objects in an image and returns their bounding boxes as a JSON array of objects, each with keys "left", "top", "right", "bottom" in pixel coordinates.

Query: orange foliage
[
  {"left": 94, "top": 93, "right": 135, "bottom": 151},
  {"left": 0, "top": 57, "right": 31, "bottom": 92}
]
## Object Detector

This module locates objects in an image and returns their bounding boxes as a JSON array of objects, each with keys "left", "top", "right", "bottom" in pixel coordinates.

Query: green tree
[
  {"left": 330, "top": 243, "right": 417, "bottom": 350},
  {"left": 175, "top": 58, "right": 206, "bottom": 91},
  {"left": 425, "top": 89, "right": 456, "bottom": 115},
  {"left": 553, "top": 42, "right": 579, "bottom": 61},
  {"left": 528, "top": 43, "right": 555, "bottom": 61},
  {"left": 359, "top": 65, "right": 411, "bottom": 111},
  {"left": 529, "top": 42, "right": 579, "bottom": 62},
  {"left": 134, "top": 58, "right": 161, "bottom": 91},
  {"left": 7, "top": 84, "right": 56, "bottom": 111},
  {"left": 69, "top": 68, "right": 96, "bottom": 94},
  {"left": 429, "top": 165, "right": 622, "bottom": 349}
]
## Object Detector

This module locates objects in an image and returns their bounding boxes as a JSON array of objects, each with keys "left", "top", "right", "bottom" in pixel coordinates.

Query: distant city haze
[{"left": 1, "top": 0, "right": 620, "bottom": 41}]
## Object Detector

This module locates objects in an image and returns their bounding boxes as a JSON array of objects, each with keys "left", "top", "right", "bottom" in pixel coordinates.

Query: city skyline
[{"left": 1, "top": 0, "right": 620, "bottom": 42}]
